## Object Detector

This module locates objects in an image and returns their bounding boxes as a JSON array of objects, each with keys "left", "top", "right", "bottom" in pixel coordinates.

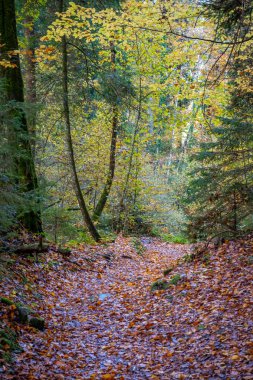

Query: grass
[{"left": 161, "top": 233, "right": 188, "bottom": 244}]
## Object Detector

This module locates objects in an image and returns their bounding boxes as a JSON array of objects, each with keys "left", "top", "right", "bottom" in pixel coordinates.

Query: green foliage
[
  {"left": 161, "top": 233, "right": 188, "bottom": 244},
  {"left": 184, "top": 118, "right": 253, "bottom": 240},
  {"left": 1, "top": 0, "right": 251, "bottom": 243},
  {"left": 204, "top": 0, "right": 252, "bottom": 34}
]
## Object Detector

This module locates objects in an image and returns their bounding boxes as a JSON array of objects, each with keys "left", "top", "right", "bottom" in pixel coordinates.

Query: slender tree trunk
[
  {"left": 0, "top": 0, "right": 42, "bottom": 233},
  {"left": 118, "top": 78, "right": 142, "bottom": 216},
  {"left": 93, "top": 105, "right": 118, "bottom": 220},
  {"left": 23, "top": 14, "right": 37, "bottom": 153},
  {"left": 93, "top": 43, "right": 118, "bottom": 221},
  {"left": 61, "top": 35, "right": 101, "bottom": 242}
]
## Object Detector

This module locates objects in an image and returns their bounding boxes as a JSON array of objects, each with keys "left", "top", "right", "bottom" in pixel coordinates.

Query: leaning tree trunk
[
  {"left": 61, "top": 35, "right": 101, "bottom": 242},
  {"left": 93, "top": 43, "right": 118, "bottom": 221},
  {"left": 0, "top": 0, "right": 42, "bottom": 233}
]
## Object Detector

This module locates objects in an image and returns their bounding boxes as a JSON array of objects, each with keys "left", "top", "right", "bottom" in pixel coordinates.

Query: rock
[
  {"left": 163, "top": 267, "right": 173, "bottom": 276},
  {"left": 29, "top": 317, "right": 45, "bottom": 331},
  {"left": 57, "top": 247, "right": 72, "bottom": 256},
  {"left": 103, "top": 252, "right": 114, "bottom": 261},
  {"left": 121, "top": 255, "right": 133, "bottom": 259},
  {"left": 16, "top": 307, "right": 29, "bottom": 324}
]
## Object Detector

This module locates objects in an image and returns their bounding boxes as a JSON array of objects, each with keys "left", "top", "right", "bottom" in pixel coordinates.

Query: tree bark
[
  {"left": 0, "top": 0, "right": 42, "bottom": 233},
  {"left": 23, "top": 14, "right": 37, "bottom": 153},
  {"left": 61, "top": 35, "right": 101, "bottom": 242}
]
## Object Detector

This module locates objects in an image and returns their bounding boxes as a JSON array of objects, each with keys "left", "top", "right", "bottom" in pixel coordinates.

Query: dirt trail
[
  {"left": 2, "top": 236, "right": 252, "bottom": 380},
  {"left": 6, "top": 237, "right": 188, "bottom": 380}
]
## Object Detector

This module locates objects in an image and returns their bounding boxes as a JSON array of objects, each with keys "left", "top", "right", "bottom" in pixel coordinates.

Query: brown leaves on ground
[{"left": 0, "top": 235, "right": 252, "bottom": 379}]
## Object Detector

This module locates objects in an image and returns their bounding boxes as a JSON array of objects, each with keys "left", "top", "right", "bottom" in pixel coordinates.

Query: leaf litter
[{"left": 0, "top": 235, "right": 252, "bottom": 379}]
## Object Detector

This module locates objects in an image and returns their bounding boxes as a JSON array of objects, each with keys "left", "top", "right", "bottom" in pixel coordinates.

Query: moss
[
  {"left": 169, "top": 274, "right": 181, "bottom": 285},
  {"left": 163, "top": 267, "right": 173, "bottom": 276},
  {"left": 29, "top": 317, "right": 45, "bottom": 331},
  {"left": 247, "top": 255, "right": 253, "bottom": 265},
  {"left": 0, "top": 297, "right": 14, "bottom": 306},
  {"left": 151, "top": 279, "right": 169, "bottom": 291},
  {"left": 182, "top": 253, "right": 195, "bottom": 263},
  {"left": 0, "top": 328, "right": 21, "bottom": 363}
]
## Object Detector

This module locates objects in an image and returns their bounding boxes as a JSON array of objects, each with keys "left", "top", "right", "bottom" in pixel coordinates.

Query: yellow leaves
[
  {"left": 127, "top": 282, "right": 134, "bottom": 286},
  {"left": 78, "top": 316, "right": 88, "bottom": 322},
  {"left": 0, "top": 59, "right": 17, "bottom": 69},
  {"left": 231, "top": 355, "right": 240, "bottom": 360},
  {"left": 40, "top": 36, "right": 49, "bottom": 42},
  {"left": 163, "top": 350, "right": 173, "bottom": 358},
  {"left": 101, "top": 374, "right": 115, "bottom": 379}
]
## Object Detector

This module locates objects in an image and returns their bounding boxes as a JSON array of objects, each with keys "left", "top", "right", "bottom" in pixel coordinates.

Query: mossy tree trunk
[
  {"left": 23, "top": 13, "right": 37, "bottom": 154},
  {"left": 0, "top": 0, "right": 42, "bottom": 233}
]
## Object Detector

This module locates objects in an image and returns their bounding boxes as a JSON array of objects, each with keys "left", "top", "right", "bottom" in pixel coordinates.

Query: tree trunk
[
  {"left": 23, "top": 14, "right": 37, "bottom": 154},
  {"left": 118, "top": 77, "right": 142, "bottom": 229},
  {"left": 93, "top": 43, "right": 118, "bottom": 221},
  {"left": 0, "top": 0, "right": 42, "bottom": 233},
  {"left": 93, "top": 105, "right": 118, "bottom": 221},
  {"left": 61, "top": 35, "right": 101, "bottom": 242}
]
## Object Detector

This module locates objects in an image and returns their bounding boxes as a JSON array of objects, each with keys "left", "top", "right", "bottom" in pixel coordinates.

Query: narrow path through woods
[
  {"left": 3, "top": 236, "right": 252, "bottom": 379},
  {"left": 10, "top": 238, "right": 188, "bottom": 379}
]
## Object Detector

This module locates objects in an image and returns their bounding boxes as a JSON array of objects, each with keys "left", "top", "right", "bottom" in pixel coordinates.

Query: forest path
[{"left": 10, "top": 237, "right": 189, "bottom": 380}]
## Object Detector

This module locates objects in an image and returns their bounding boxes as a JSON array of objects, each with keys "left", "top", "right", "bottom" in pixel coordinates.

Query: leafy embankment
[{"left": 0, "top": 236, "right": 252, "bottom": 379}]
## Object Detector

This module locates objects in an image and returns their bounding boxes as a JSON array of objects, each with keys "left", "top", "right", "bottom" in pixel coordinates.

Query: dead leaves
[{"left": 0, "top": 235, "right": 252, "bottom": 379}]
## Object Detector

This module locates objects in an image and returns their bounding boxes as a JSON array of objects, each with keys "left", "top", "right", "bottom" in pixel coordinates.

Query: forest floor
[{"left": 0, "top": 235, "right": 252, "bottom": 380}]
